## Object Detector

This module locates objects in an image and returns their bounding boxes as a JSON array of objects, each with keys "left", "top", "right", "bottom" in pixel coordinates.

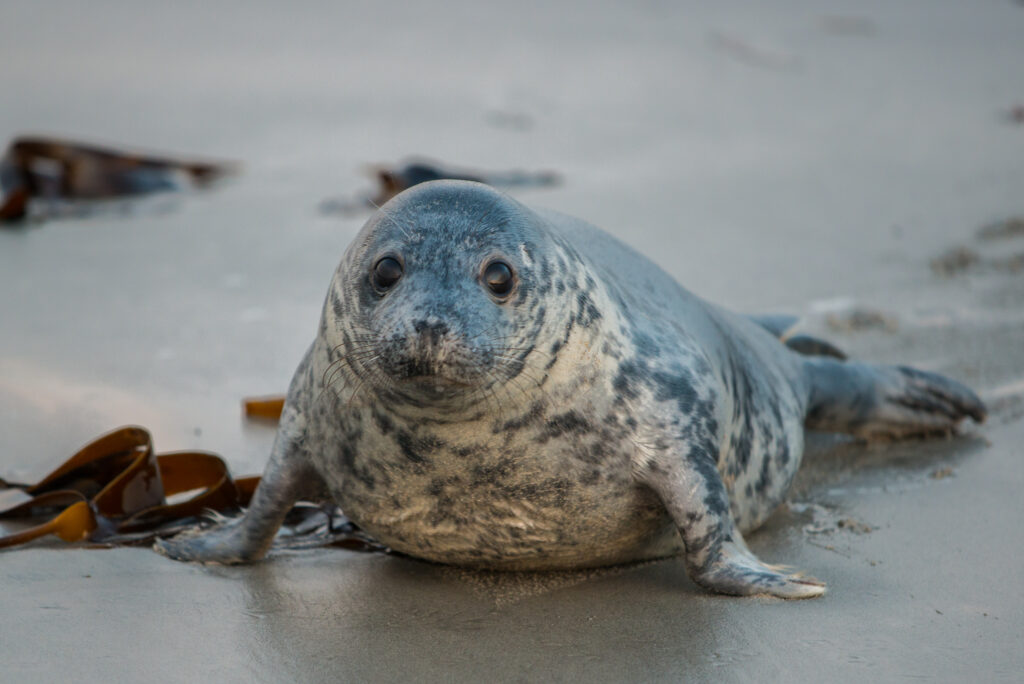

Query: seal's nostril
[{"left": 413, "top": 320, "right": 448, "bottom": 343}]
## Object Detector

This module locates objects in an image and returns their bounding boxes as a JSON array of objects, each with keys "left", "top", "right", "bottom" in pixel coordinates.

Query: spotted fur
[{"left": 157, "top": 181, "right": 985, "bottom": 598}]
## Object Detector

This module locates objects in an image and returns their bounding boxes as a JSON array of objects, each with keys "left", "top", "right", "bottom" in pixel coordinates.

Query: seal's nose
[{"left": 413, "top": 319, "right": 449, "bottom": 346}]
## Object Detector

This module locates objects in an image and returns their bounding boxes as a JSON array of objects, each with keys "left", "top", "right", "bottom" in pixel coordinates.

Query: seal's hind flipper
[
  {"left": 748, "top": 313, "right": 800, "bottom": 339},
  {"left": 783, "top": 334, "right": 847, "bottom": 360},
  {"left": 747, "top": 314, "right": 846, "bottom": 359},
  {"left": 804, "top": 359, "right": 986, "bottom": 439}
]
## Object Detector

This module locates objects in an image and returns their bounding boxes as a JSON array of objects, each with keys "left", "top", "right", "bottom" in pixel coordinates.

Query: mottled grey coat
[{"left": 158, "top": 181, "right": 984, "bottom": 598}]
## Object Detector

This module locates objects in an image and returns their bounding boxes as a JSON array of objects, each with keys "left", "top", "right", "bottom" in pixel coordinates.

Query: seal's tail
[{"left": 802, "top": 358, "right": 986, "bottom": 439}]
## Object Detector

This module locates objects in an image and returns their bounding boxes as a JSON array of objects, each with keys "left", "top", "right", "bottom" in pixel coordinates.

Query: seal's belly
[{"left": 333, "top": 446, "right": 682, "bottom": 570}]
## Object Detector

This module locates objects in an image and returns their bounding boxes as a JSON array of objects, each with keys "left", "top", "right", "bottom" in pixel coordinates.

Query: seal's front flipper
[
  {"left": 690, "top": 537, "right": 825, "bottom": 599},
  {"left": 155, "top": 513, "right": 266, "bottom": 564},
  {"left": 635, "top": 443, "right": 825, "bottom": 599},
  {"left": 804, "top": 359, "right": 986, "bottom": 439},
  {"left": 156, "top": 409, "right": 316, "bottom": 564}
]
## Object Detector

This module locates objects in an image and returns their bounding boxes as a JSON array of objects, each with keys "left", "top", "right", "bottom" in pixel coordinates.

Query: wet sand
[{"left": 2, "top": 1, "right": 1023, "bottom": 681}]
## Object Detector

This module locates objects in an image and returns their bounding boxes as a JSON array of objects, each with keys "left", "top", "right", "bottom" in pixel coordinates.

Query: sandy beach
[{"left": 2, "top": 1, "right": 1022, "bottom": 681}]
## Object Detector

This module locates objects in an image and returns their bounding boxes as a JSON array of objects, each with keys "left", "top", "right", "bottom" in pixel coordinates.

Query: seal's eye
[
  {"left": 483, "top": 260, "right": 515, "bottom": 297},
  {"left": 372, "top": 257, "right": 403, "bottom": 291}
]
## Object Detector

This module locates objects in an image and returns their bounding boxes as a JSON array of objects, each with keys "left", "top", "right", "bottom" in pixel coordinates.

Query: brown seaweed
[
  {"left": 0, "top": 136, "right": 235, "bottom": 222},
  {"left": 0, "top": 425, "right": 383, "bottom": 553},
  {"left": 243, "top": 395, "right": 287, "bottom": 421},
  {"left": 319, "top": 157, "right": 561, "bottom": 215}
]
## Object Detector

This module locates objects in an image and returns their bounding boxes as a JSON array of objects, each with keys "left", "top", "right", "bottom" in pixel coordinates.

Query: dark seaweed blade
[{"left": 0, "top": 135, "right": 236, "bottom": 223}]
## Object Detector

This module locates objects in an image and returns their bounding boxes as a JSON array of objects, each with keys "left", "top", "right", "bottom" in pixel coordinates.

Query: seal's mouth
[
  {"left": 403, "top": 374, "right": 476, "bottom": 390},
  {"left": 368, "top": 323, "right": 506, "bottom": 402},
  {"left": 375, "top": 353, "right": 487, "bottom": 398},
  {"left": 394, "top": 361, "right": 480, "bottom": 387},
  {"left": 381, "top": 365, "right": 481, "bottom": 404}
]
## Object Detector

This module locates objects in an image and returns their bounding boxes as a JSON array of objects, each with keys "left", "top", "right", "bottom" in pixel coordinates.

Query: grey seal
[{"left": 157, "top": 180, "right": 985, "bottom": 598}]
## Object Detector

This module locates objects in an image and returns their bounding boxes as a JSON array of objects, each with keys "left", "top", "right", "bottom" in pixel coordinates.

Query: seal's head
[{"left": 324, "top": 180, "right": 567, "bottom": 409}]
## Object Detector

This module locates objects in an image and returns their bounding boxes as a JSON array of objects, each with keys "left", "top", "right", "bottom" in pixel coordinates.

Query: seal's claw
[
  {"left": 154, "top": 520, "right": 260, "bottom": 565},
  {"left": 894, "top": 366, "right": 987, "bottom": 425},
  {"left": 690, "top": 542, "right": 826, "bottom": 599}
]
